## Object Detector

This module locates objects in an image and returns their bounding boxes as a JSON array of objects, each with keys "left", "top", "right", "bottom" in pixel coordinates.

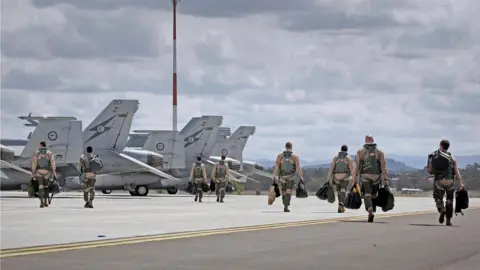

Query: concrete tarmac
[
  {"left": 3, "top": 191, "right": 480, "bottom": 250},
  {"left": 2, "top": 208, "right": 479, "bottom": 270}
]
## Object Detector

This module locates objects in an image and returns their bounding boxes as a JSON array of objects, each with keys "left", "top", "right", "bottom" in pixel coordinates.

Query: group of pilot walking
[
  {"left": 266, "top": 136, "right": 465, "bottom": 226},
  {"left": 30, "top": 141, "right": 97, "bottom": 208},
  {"left": 30, "top": 135, "right": 465, "bottom": 226}
]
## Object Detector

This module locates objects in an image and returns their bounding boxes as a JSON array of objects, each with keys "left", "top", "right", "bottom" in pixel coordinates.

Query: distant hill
[
  {"left": 253, "top": 154, "right": 480, "bottom": 171},
  {"left": 254, "top": 156, "right": 417, "bottom": 172},
  {"left": 389, "top": 154, "right": 480, "bottom": 169}
]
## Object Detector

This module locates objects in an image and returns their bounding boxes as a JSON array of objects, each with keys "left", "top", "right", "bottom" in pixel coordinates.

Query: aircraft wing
[
  {"left": 0, "top": 160, "right": 32, "bottom": 175},
  {"left": 229, "top": 174, "right": 248, "bottom": 183},
  {"left": 117, "top": 152, "right": 181, "bottom": 182},
  {"left": 205, "top": 159, "right": 259, "bottom": 183},
  {"left": 249, "top": 169, "right": 275, "bottom": 179}
]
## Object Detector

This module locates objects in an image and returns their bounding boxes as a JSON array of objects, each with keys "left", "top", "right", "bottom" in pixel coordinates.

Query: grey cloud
[
  {"left": 386, "top": 52, "right": 429, "bottom": 60},
  {"left": 0, "top": 64, "right": 250, "bottom": 96},
  {"left": 0, "top": 93, "right": 25, "bottom": 115},
  {"left": 32, "top": 0, "right": 314, "bottom": 18},
  {"left": 194, "top": 42, "right": 229, "bottom": 66},
  {"left": 1, "top": 7, "right": 161, "bottom": 60},
  {"left": 279, "top": 11, "right": 401, "bottom": 32},
  {"left": 1, "top": 69, "right": 62, "bottom": 90},
  {"left": 396, "top": 27, "right": 472, "bottom": 50},
  {"left": 421, "top": 93, "right": 480, "bottom": 115},
  {"left": 422, "top": 76, "right": 456, "bottom": 92}
]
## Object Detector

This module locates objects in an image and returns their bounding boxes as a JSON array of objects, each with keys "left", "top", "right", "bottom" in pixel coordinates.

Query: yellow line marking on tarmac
[{"left": 1, "top": 208, "right": 478, "bottom": 258}]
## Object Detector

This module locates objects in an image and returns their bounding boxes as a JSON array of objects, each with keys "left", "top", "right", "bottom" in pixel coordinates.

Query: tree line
[{"left": 244, "top": 163, "right": 480, "bottom": 192}]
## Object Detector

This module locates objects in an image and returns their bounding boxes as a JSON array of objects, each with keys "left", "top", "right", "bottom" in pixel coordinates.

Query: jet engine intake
[
  {"left": 254, "top": 163, "right": 264, "bottom": 171},
  {"left": 227, "top": 161, "right": 240, "bottom": 171}
]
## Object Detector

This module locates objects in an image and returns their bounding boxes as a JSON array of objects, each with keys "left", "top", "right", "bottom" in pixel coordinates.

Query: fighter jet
[
  {"left": 1, "top": 144, "right": 32, "bottom": 189},
  {"left": 1, "top": 100, "right": 181, "bottom": 196},
  {"left": 179, "top": 118, "right": 270, "bottom": 179},
  {"left": 63, "top": 99, "right": 180, "bottom": 196},
  {"left": 0, "top": 117, "right": 83, "bottom": 191},
  {"left": 127, "top": 117, "right": 260, "bottom": 194},
  {"left": 210, "top": 126, "right": 272, "bottom": 178},
  {"left": 125, "top": 115, "right": 234, "bottom": 195}
]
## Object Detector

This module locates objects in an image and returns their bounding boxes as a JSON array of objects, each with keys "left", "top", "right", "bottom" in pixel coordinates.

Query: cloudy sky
[{"left": 1, "top": 0, "right": 479, "bottom": 161}]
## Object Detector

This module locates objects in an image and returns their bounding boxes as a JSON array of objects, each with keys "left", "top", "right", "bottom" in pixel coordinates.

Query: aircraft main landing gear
[
  {"left": 166, "top": 187, "right": 178, "bottom": 195},
  {"left": 101, "top": 189, "right": 112, "bottom": 194},
  {"left": 129, "top": 185, "right": 149, "bottom": 196}
]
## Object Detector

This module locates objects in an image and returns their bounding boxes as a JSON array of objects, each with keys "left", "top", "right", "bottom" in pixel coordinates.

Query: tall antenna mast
[{"left": 172, "top": 0, "right": 180, "bottom": 132}]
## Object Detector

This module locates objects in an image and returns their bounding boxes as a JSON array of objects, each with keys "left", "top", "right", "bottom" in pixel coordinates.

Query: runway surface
[
  {"left": 4, "top": 191, "right": 480, "bottom": 250},
  {"left": 2, "top": 208, "right": 479, "bottom": 270}
]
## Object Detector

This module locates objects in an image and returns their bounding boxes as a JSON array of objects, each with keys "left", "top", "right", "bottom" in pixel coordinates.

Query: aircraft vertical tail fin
[
  {"left": 83, "top": 99, "right": 139, "bottom": 150},
  {"left": 143, "top": 130, "right": 186, "bottom": 169},
  {"left": 211, "top": 126, "right": 256, "bottom": 161},
  {"left": 216, "top": 127, "right": 231, "bottom": 143},
  {"left": 182, "top": 115, "right": 223, "bottom": 164},
  {"left": 180, "top": 117, "right": 200, "bottom": 134},
  {"left": 228, "top": 126, "right": 256, "bottom": 158},
  {"left": 126, "top": 133, "right": 150, "bottom": 148},
  {"left": 19, "top": 116, "right": 83, "bottom": 164}
]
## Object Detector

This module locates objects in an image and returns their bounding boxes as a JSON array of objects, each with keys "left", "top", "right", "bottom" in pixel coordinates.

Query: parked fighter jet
[
  {"left": 0, "top": 117, "right": 83, "bottom": 190},
  {"left": 208, "top": 125, "right": 273, "bottom": 178},
  {"left": 63, "top": 99, "right": 180, "bottom": 196},
  {"left": 126, "top": 115, "right": 231, "bottom": 194},
  {"left": 1, "top": 100, "right": 181, "bottom": 196},
  {"left": 178, "top": 117, "right": 270, "bottom": 179},
  {"left": 1, "top": 144, "right": 32, "bottom": 189},
  {"left": 127, "top": 117, "right": 260, "bottom": 191}
]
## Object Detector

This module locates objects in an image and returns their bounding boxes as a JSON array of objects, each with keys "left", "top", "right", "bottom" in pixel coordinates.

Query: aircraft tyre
[
  {"left": 135, "top": 185, "right": 149, "bottom": 196},
  {"left": 129, "top": 191, "right": 138, "bottom": 196},
  {"left": 101, "top": 189, "right": 112, "bottom": 194},
  {"left": 166, "top": 187, "right": 178, "bottom": 195}
]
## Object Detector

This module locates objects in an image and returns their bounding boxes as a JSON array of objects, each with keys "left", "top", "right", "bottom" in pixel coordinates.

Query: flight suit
[
  {"left": 326, "top": 151, "right": 355, "bottom": 213},
  {"left": 31, "top": 147, "right": 56, "bottom": 208},
  {"left": 190, "top": 162, "right": 207, "bottom": 202},
  {"left": 211, "top": 161, "right": 230, "bottom": 203},
  {"left": 272, "top": 151, "right": 304, "bottom": 212},
  {"left": 427, "top": 150, "right": 461, "bottom": 226},
  {"left": 354, "top": 144, "right": 388, "bottom": 222},
  {"left": 79, "top": 153, "right": 97, "bottom": 208}
]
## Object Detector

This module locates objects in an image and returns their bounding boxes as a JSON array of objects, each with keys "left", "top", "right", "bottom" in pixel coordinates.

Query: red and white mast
[{"left": 172, "top": 0, "right": 180, "bottom": 132}]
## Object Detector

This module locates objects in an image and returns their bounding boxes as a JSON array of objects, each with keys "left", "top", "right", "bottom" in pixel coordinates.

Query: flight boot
[
  {"left": 283, "top": 194, "right": 291, "bottom": 212},
  {"left": 88, "top": 201, "right": 94, "bottom": 208},
  {"left": 216, "top": 196, "right": 220, "bottom": 203},
  {"left": 40, "top": 201, "right": 45, "bottom": 208},
  {"left": 439, "top": 211, "right": 445, "bottom": 224},
  {"left": 338, "top": 203, "right": 345, "bottom": 213},
  {"left": 194, "top": 194, "right": 198, "bottom": 202},
  {"left": 220, "top": 191, "right": 225, "bottom": 203},
  {"left": 84, "top": 202, "right": 90, "bottom": 208},
  {"left": 446, "top": 218, "right": 452, "bottom": 226},
  {"left": 367, "top": 208, "right": 375, "bottom": 223},
  {"left": 445, "top": 203, "right": 453, "bottom": 226}
]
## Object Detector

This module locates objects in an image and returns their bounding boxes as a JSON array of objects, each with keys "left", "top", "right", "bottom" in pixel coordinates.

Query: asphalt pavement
[{"left": 2, "top": 208, "right": 479, "bottom": 270}]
